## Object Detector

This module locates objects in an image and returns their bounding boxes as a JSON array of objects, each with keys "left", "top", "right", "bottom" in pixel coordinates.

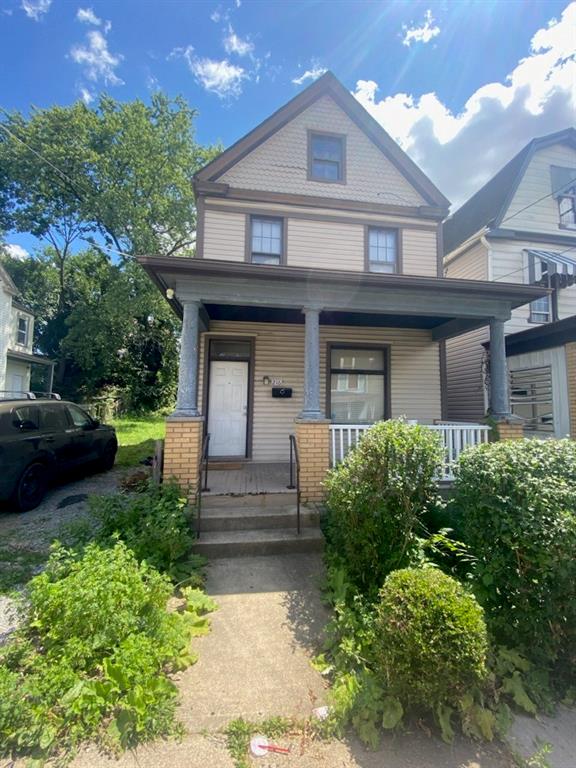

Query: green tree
[{"left": 0, "top": 94, "right": 219, "bottom": 408}]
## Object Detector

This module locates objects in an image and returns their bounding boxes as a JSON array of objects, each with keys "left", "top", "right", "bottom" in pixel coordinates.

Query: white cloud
[
  {"left": 79, "top": 86, "right": 95, "bottom": 104},
  {"left": 171, "top": 46, "right": 246, "bottom": 98},
  {"left": 21, "top": 0, "right": 51, "bottom": 21},
  {"left": 354, "top": 2, "right": 576, "bottom": 209},
  {"left": 292, "top": 62, "right": 327, "bottom": 86},
  {"left": 191, "top": 56, "right": 246, "bottom": 98},
  {"left": 70, "top": 30, "right": 123, "bottom": 86},
  {"left": 402, "top": 9, "right": 440, "bottom": 47},
  {"left": 223, "top": 25, "right": 254, "bottom": 56},
  {"left": 5, "top": 244, "right": 30, "bottom": 261},
  {"left": 77, "top": 8, "right": 100, "bottom": 25}
]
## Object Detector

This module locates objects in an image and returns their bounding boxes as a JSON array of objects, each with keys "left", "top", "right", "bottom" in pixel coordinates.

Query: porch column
[
  {"left": 173, "top": 299, "right": 201, "bottom": 417},
  {"left": 489, "top": 318, "right": 510, "bottom": 419},
  {"left": 164, "top": 299, "right": 203, "bottom": 495},
  {"left": 300, "top": 306, "right": 324, "bottom": 420}
]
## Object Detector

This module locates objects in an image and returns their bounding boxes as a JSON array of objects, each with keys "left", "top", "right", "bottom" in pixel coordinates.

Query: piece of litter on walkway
[
  {"left": 250, "top": 735, "right": 291, "bottom": 757},
  {"left": 312, "top": 705, "right": 330, "bottom": 720}
]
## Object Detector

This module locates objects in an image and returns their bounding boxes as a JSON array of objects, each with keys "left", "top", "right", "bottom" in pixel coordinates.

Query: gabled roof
[
  {"left": 194, "top": 71, "right": 449, "bottom": 209},
  {"left": 443, "top": 128, "right": 576, "bottom": 255}
]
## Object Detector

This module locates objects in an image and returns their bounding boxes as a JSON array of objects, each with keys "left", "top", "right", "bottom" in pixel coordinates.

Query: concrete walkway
[{"left": 71, "top": 553, "right": 517, "bottom": 768}]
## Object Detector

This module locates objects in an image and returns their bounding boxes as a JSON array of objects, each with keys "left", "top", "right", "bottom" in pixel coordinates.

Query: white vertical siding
[
  {"left": 219, "top": 95, "right": 426, "bottom": 206},
  {"left": 0, "top": 281, "right": 11, "bottom": 392},
  {"left": 198, "top": 320, "right": 441, "bottom": 461},
  {"left": 503, "top": 143, "right": 576, "bottom": 234}
]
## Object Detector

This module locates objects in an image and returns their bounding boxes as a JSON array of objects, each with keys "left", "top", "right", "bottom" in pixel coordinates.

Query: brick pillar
[
  {"left": 494, "top": 418, "right": 524, "bottom": 441},
  {"left": 295, "top": 419, "right": 330, "bottom": 503},
  {"left": 566, "top": 342, "right": 576, "bottom": 438},
  {"left": 163, "top": 416, "right": 204, "bottom": 494}
]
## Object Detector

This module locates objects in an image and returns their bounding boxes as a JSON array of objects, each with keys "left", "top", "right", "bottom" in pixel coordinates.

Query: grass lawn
[{"left": 111, "top": 414, "right": 166, "bottom": 467}]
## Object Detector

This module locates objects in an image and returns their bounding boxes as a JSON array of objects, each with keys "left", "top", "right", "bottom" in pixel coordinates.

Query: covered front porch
[{"left": 139, "top": 257, "right": 548, "bottom": 501}]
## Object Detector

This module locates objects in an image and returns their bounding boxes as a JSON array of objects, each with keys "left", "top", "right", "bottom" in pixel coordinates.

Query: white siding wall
[
  {"left": 503, "top": 143, "right": 576, "bottom": 234},
  {"left": 489, "top": 239, "right": 576, "bottom": 335},
  {"left": 219, "top": 95, "right": 426, "bottom": 207},
  {"left": 0, "top": 280, "right": 12, "bottom": 392},
  {"left": 402, "top": 229, "right": 437, "bottom": 277},
  {"left": 198, "top": 321, "right": 442, "bottom": 461},
  {"left": 444, "top": 240, "right": 490, "bottom": 421}
]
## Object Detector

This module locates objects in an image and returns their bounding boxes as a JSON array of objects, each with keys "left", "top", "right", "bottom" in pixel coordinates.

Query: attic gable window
[
  {"left": 550, "top": 165, "right": 576, "bottom": 229},
  {"left": 308, "top": 132, "right": 345, "bottom": 183}
]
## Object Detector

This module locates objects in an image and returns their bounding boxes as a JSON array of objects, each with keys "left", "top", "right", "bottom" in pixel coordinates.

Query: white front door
[
  {"left": 207, "top": 360, "right": 248, "bottom": 457},
  {"left": 10, "top": 373, "right": 25, "bottom": 395}
]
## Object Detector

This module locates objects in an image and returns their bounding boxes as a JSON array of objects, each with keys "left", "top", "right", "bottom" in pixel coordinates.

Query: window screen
[{"left": 510, "top": 366, "right": 554, "bottom": 433}]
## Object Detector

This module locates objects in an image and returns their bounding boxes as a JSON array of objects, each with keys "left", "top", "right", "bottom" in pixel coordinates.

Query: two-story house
[
  {"left": 444, "top": 129, "right": 576, "bottom": 439},
  {"left": 139, "top": 72, "right": 546, "bottom": 503},
  {"left": 0, "top": 263, "right": 54, "bottom": 397}
]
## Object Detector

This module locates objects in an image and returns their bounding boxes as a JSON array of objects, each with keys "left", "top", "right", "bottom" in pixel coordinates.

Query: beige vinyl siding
[
  {"left": 219, "top": 95, "right": 426, "bottom": 207},
  {"left": 203, "top": 210, "right": 245, "bottom": 262},
  {"left": 402, "top": 229, "right": 437, "bottom": 277},
  {"left": 445, "top": 239, "right": 489, "bottom": 280},
  {"left": 443, "top": 240, "right": 490, "bottom": 421},
  {"left": 287, "top": 219, "right": 363, "bottom": 270},
  {"left": 198, "top": 320, "right": 441, "bottom": 461},
  {"left": 503, "top": 143, "right": 576, "bottom": 234}
]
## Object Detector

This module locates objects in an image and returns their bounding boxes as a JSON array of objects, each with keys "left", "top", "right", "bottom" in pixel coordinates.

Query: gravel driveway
[{"left": 0, "top": 466, "right": 129, "bottom": 642}]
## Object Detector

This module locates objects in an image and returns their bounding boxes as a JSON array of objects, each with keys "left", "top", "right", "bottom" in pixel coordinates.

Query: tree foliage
[{"left": 0, "top": 94, "right": 220, "bottom": 407}]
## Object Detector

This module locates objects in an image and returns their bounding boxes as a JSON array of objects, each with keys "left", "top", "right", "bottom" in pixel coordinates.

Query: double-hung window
[
  {"left": 329, "top": 347, "right": 388, "bottom": 424},
  {"left": 528, "top": 257, "right": 551, "bottom": 323},
  {"left": 367, "top": 228, "right": 398, "bottom": 273},
  {"left": 250, "top": 217, "right": 283, "bottom": 265},
  {"left": 309, "top": 132, "right": 345, "bottom": 182},
  {"left": 17, "top": 316, "right": 28, "bottom": 346}
]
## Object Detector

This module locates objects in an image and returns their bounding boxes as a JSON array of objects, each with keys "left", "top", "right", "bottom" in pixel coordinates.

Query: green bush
[
  {"left": 325, "top": 420, "right": 444, "bottom": 593},
  {"left": 374, "top": 568, "right": 488, "bottom": 709},
  {"left": 0, "top": 541, "right": 213, "bottom": 763},
  {"left": 454, "top": 438, "right": 576, "bottom": 671},
  {"left": 87, "top": 480, "right": 197, "bottom": 582}
]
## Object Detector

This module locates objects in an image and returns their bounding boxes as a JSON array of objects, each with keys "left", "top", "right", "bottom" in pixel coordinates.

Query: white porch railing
[{"left": 329, "top": 422, "right": 491, "bottom": 482}]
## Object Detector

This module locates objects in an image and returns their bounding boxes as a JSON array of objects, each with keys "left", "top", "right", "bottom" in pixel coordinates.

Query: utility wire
[{"left": 498, "top": 177, "right": 576, "bottom": 227}]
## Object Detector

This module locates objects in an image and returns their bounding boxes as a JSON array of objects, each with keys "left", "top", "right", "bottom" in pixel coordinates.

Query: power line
[{"left": 499, "top": 177, "right": 576, "bottom": 227}]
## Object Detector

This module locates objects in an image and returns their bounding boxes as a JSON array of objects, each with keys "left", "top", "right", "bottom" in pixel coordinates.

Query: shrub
[
  {"left": 325, "top": 420, "right": 444, "bottom": 593},
  {"left": 374, "top": 568, "right": 488, "bottom": 710},
  {"left": 87, "top": 480, "right": 196, "bottom": 581},
  {"left": 0, "top": 541, "right": 212, "bottom": 762},
  {"left": 454, "top": 438, "right": 576, "bottom": 672}
]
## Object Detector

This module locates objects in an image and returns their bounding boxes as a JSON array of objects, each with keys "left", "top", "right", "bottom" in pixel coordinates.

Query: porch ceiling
[{"left": 138, "top": 256, "right": 550, "bottom": 342}]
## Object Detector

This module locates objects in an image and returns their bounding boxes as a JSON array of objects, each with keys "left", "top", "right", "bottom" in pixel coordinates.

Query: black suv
[{"left": 0, "top": 399, "right": 118, "bottom": 511}]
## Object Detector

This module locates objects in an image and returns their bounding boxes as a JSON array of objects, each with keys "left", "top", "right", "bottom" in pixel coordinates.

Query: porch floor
[{"left": 204, "top": 461, "right": 293, "bottom": 496}]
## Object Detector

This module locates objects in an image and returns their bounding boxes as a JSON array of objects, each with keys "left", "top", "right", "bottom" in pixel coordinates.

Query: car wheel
[
  {"left": 98, "top": 442, "right": 117, "bottom": 472},
  {"left": 15, "top": 462, "right": 48, "bottom": 512}
]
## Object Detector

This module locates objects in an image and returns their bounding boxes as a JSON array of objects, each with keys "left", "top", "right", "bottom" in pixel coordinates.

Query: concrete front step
[
  {"left": 193, "top": 527, "right": 324, "bottom": 558},
  {"left": 202, "top": 492, "right": 297, "bottom": 509},
  {"left": 200, "top": 506, "right": 319, "bottom": 532}
]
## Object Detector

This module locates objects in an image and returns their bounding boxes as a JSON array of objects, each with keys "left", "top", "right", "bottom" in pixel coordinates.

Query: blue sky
[{"left": 1, "top": 0, "right": 575, "bottom": 257}]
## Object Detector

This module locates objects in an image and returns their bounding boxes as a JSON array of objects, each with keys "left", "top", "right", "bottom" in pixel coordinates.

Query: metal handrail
[
  {"left": 196, "top": 433, "right": 210, "bottom": 538},
  {"left": 288, "top": 434, "right": 301, "bottom": 535}
]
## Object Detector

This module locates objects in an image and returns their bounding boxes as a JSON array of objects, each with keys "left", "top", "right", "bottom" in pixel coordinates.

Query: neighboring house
[
  {"left": 139, "top": 72, "right": 545, "bottom": 501},
  {"left": 444, "top": 128, "right": 576, "bottom": 438},
  {"left": 0, "top": 263, "right": 54, "bottom": 397}
]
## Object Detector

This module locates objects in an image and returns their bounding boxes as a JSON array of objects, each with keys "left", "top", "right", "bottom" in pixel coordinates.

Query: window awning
[{"left": 526, "top": 248, "right": 576, "bottom": 287}]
